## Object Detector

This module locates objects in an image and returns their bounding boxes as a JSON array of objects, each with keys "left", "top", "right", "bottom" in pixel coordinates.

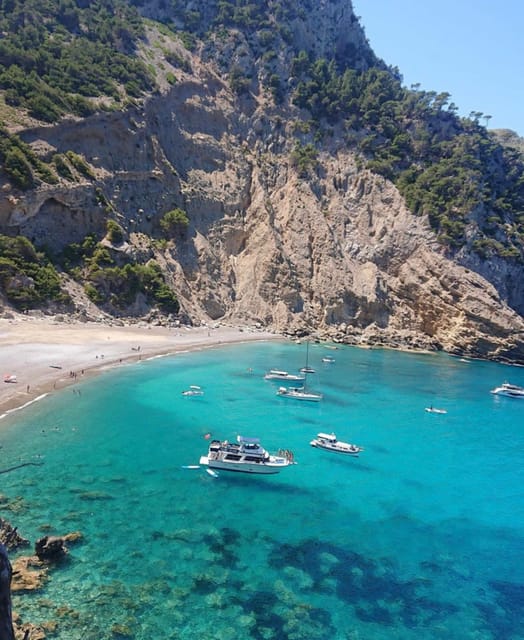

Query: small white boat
[
  {"left": 425, "top": 406, "right": 447, "bottom": 414},
  {"left": 200, "top": 435, "right": 294, "bottom": 474},
  {"left": 182, "top": 385, "right": 204, "bottom": 396},
  {"left": 3, "top": 374, "right": 17, "bottom": 383},
  {"left": 264, "top": 369, "right": 306, "bottom": 383},
  {"left": 276, "top": 386, "right": 323, "bottom": 402},
  {"left": 310, "top": 433, "right": 363, "bottom": 455},
  {"left": 491, "top": 382, "right": 524, "bottom": 398},
  {"left": 206, "top": 468, "right": 219, "bottom": 478},
  {"left": 322, "top": 356, "right": 335, "bottom": 363}
]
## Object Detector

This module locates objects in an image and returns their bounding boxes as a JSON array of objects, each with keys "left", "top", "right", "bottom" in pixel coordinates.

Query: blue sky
[{"left": 352, "top": 0, "right": 524, "bottom": 136}]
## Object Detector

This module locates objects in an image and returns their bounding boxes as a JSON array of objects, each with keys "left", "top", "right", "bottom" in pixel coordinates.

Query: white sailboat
[
  {"left": 277, "top": 385, "right": 323, "bottom": 402},
  {"left": 300, "top": 341, "right": 315, "bottom": 374}
]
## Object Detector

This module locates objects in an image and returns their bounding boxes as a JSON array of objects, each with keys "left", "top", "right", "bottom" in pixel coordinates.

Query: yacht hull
[
  {"left": 310, "top": 442, "right": 361, "bottom": 455},
  {"left": 199, "top": 456, "right": 283, "bottom": 474}
]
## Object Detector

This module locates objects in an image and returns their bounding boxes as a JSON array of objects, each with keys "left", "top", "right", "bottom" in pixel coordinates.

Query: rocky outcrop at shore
[
  {"left": 0, "top": 515, "right": 83, "bottom": 640},
  {"left": 0, "top": 519, "right": 29, "bottom": 552}
]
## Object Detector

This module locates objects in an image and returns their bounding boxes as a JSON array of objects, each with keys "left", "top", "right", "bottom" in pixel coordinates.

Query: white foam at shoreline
[{"left": 0, "top": 393, "right": 49, "bottom": 420}]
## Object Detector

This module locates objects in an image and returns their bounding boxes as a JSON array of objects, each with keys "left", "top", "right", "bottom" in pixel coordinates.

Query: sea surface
[{"left": 1, "top": 340, "right": 523, "bottom": 640}]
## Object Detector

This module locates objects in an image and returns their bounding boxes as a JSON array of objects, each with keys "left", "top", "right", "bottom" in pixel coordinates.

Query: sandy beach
[{"left": 0, "top": 315, "right": 278, "bottom": 419}]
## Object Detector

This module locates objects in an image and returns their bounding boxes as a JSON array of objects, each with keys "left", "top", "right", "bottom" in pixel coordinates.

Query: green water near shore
[{"left": 2, "top": 341, "right": 523, "bottom": 639}]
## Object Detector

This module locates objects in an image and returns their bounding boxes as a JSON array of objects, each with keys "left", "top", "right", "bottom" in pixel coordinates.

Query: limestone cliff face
[{"left": 1, "top": 14, "right": 524, "bottom": 362}]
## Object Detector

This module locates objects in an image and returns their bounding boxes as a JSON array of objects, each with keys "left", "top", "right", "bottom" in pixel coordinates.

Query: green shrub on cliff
[
  {"left": 0, "top": 127, "right": 58, "bottom": 189},
  {"left": 52, "top": 154, "right": 75, "bottom": 182},
  {"left": 290, "top": 142, "right": 318, "bottom": 177},
  {"left": 66, "top": 152, "right": 96, "bottom": 180},
  {"left": 0, "top": 235, "right": 67, "bottom": 309},
  {"left": 2, "top": 146, "right": 33, "bottom": 189},
  {"left": 85, "top": 261, "right": 179, "bottom": 313},
  {"left": 106, "top": 220, "right": 125, "bottom": 245},
  {"left": 160, "top": 208, "right": 189, "bottom": 236}
]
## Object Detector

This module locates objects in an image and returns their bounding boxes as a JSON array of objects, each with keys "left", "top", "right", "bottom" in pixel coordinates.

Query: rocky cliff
[{"left": 1, "top": 2, "right": 524, "bottom": 362}]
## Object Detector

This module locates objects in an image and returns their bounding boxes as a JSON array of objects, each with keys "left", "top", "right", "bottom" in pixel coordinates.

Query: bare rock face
[{"left": 0, "top": 19, "right": 523, "bottom": 362}]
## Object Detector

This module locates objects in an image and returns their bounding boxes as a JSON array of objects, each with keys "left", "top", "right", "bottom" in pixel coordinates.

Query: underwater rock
[
  {"left": 0, "top": 518, "right": 30, "bottom": 551},
  {"left": 10, "top": 556, "right": 48, "bottom": 592},
  {"left": 12, "top": 613, "right": 48, "bottom": 640},
  {"left": 33, "top": 531, "right": 81, "bottom": 562},
  {"left": 34, "top": 536, "right": 68, "bottom": 561}
]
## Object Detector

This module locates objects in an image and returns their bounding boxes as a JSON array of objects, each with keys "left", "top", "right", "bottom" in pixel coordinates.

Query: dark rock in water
[
  {"left": 0, "top": 543, "right": 15, "bottom": 640},
  {"left": 0, "top": 518, "right": 30, "bottom": 551},
  {"left": 34, "top": 536, "right": 68, "bottom": 561}
]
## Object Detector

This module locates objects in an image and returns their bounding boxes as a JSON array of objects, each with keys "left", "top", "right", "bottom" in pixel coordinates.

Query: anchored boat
[
  {"left": 491, "top": 382, "right": 524, "bottom": 398},
  {"left": 182, "top": 385, "right": 204, "bottom": 396},
  {"left": 264, "top": 369, "right": 306, "bottom": 383},
  {"left": 277, "top": 386, "right": 323, "bottom": 402},
  {"left": 310, "top": 432, "right": 363, "bottom": 455},
  {"left": 199, "top": 436, "right": 295, "bottom": 474}
]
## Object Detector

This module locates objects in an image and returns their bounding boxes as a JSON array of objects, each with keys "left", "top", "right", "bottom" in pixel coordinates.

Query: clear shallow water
[{"left": 1, "top": 341, "right": 524, "bottom": 640}]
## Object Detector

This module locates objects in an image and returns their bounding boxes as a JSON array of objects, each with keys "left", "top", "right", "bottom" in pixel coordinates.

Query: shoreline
[{"left": 0, "top": 316, "right": 279, "bottom": 420}]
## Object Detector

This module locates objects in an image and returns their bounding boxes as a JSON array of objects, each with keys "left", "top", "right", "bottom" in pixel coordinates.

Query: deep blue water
[{"left": 1, "top": 341, "right": 524, "bottom": 640}]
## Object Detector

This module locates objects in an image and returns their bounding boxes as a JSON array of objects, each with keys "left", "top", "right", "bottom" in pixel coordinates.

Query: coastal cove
[
  {"left": 0, "top": 316, "right": 278, "bottom": 418},
  {"left": 1, "top": 337, "right": 524, "bottom": 639}
]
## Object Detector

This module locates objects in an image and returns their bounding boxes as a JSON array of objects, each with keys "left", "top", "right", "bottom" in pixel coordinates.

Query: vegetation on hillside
[
  {"left": 0, "top": 0, "right": 153, "bottom": 123},
  {"left": 0, "top": 126, "right": 58, "bottom": 188},
  {"left": 289, "top": 54, "right": 524, "bottom": 258},
  {"left": 0, "top": 221, "right": 179, "bottom": 315},
  {"left": 0, "top": 0, "right": 522, "bottom": 316},
  {"left": 0, "top": 235, "right": 68, "bottom": 309},
  {"left": 47, "top": 227, "right": 180, "bottom": 314}
]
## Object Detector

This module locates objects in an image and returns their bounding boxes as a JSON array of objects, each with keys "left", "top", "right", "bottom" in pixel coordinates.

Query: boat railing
[{"left": 277, "top": 449, "right": 295, "bottom": 463}]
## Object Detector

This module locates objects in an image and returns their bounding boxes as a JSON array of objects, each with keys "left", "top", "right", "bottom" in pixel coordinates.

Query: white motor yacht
[
  {"left": 491, "top": 382, "right": 524, "bottom": 398},
  {"left": 199, "top": 436, "right": 295, "bottom": 474},
  {"left": 310, "top": 433, "right": 363, "bottom": 455},
  {"left": 264, "top": 369, "right": 306, "bottom": 383}
]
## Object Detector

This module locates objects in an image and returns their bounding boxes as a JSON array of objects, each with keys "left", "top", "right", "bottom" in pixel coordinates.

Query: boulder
[{"left": 34, "top": 536, "right": 68, "bottom": 562}]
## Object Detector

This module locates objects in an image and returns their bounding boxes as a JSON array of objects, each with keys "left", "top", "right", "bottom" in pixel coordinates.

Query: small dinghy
[
  {"left": 425, "top": 406, "right": 447, "bottom": 414},
  {"left": 182, "top": 385, "right": 204, "bottom": 396}
]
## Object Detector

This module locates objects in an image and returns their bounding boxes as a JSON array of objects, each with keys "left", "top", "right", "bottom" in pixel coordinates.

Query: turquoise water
[{"left": 1, "top": 341, "right": 524, "bottom": 640}]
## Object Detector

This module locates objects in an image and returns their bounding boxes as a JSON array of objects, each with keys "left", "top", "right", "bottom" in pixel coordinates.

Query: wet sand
[{"left": 0, "top": 315, "right": 278, "bottom": 419}]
